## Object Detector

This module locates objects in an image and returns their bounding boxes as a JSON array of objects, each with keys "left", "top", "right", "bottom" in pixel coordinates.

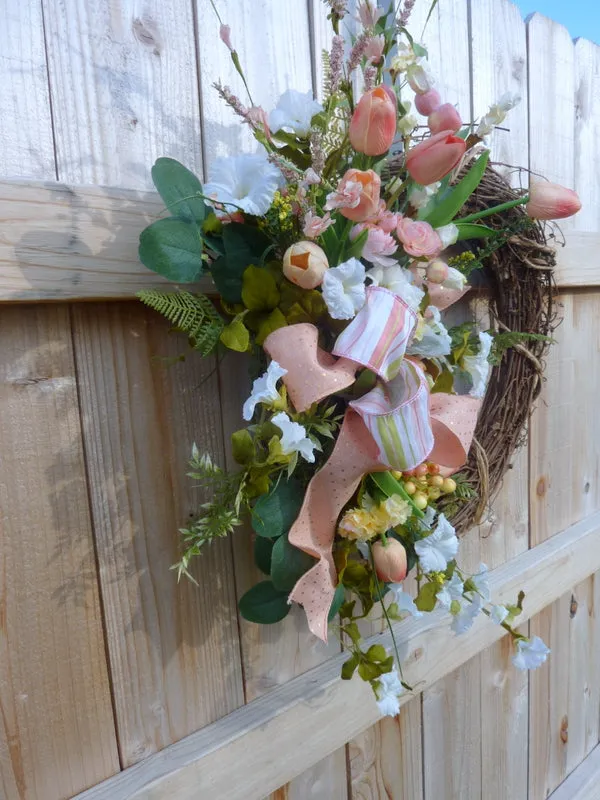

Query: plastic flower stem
[
  {"left": 455, "top": 195, "right": 529, "bottom": 224},
  {"left": 386, "top": 178, "right": 409, "bottom": 210},
  {"left": 368, "top": 543, "right": 408, "bottom": 686},
  {"left": 208, "top": 0, "right": 223, "bottom": 23}
]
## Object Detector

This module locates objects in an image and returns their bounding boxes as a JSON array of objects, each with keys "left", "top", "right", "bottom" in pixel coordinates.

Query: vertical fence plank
[
  {"left": 40, "top": 0, "right": 245, "bottom": 766},
  {"left": 0, "top": 6, "right": 120, "bottom": 798},
  {"left": 196, "top": 1, "right": 349, "bottom": 797}
]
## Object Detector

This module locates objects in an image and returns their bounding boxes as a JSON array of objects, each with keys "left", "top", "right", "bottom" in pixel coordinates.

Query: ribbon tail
[{"left": 288, "top": 410, "right": 382, "bottom": 642}]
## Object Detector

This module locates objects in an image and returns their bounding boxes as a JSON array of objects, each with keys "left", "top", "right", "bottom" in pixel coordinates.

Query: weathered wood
[
  {"left": 548, "top": 744, "right": 600, "bottom": 800},
  {"left": 72, "top": 510, "right": 600, "bottom": 800}
]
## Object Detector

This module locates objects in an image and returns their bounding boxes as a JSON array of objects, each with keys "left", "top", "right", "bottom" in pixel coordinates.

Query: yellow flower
[
  {"left": 338, "top": 508, "right": 380, "bottom": 541},
  {"left": 338, "top": 494, "right": 410, "bottom": 542}
]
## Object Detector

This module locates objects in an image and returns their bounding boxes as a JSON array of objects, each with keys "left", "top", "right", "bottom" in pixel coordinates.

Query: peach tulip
[
  {"left": 406, "top": 130, "right": 466, "bottom": 185},
  {"left": 349, "top": 85, "right": 397, "bottom": 156},
  {"left": 372, "top": 539, "right": 408, "bottom": 583},
  {"left": 337, "top": 169, "right": 382, "bottom": 222},
  {"left": 526, "top": 180, "right": 581, "bottom": 220},
  {"left": 283, "top": 242, "right": 329, "bottom": 289},
  {"left": 428, "top": 103, "right": 462, "bottom": 134},
  {"left": 415, "top": 89, "right": 441, "bottom": 116}
]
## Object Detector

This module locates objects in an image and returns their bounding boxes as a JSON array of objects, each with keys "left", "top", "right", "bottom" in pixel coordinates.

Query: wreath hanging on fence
[{"left": 136, "top": 0, "right": 579, "bottom": 716}]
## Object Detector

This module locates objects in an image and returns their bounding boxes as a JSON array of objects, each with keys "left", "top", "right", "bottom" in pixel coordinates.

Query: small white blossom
[
  {"left": 408, "top": 306, "right": 452, "bottom": 358},
  {"left": 436, "top": 223, "right": 460, "bottom": 249},
  {"left": 442, "top": 265, "right": 467, "bottom": 291},
  {"left": 322, "top": 258, "right": 367, "bottom": 319},
  {"left": 409, "top": 182, "right": 441, "bottom": 210},
  {"left": 390, "top": 42, "right": 417, "bottom": 73},
  {"left": 271, "top": 412, "right": 316, "bottom": 463},
  {"left": 205, "top": 153, "right": 282, "bottom": 216},
  {"left": 366, "top": 265, "right": 424, "bottom": 312},
  {"left": 451, "top": 593, "right": 483, "bottom": 634},
  {"left": 242, "top": 361, "right": 287, "bottom": 421},
  {"left": 389, "top": 583, "right": 423, "bottom": 618},
  {"left": 477, "top": 93, "right": 521, "bottom": 137},
  {"left": 414, "top": 513, "right": 459, "bottom": 573},
  {"left": 436, "top": 573, "right": 464, "bottom": 610},
  {"left": 269, "top": 89, "right": 323, "bottom": 137},
  {"left": 490, "top": 604, "right": 509, "bottom": 625},
  {"left": 420, "top": 505, "right": 437, "bottom": 529},
  {"left": 463, "top": 331, "right": 493, "bottom": 398},
  {"left": 407, "top": 61, "right": 435, "bottom": 94},
  {"left": 375, "top": 667, "right": 404, "bottom": 717},
  {"left": 512, "top": 636, "right": 550, "bottom": 670},
  {"left": 398, "top": 114, "right": 418, "bottom": 136},
  {"left": 471, "top": 563, "right": 491, "bottom": 602}
]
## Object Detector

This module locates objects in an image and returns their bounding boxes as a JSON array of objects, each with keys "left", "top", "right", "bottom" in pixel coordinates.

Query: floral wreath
[{"left": 137, "top": 0, "right": 581, "bottom": 716}]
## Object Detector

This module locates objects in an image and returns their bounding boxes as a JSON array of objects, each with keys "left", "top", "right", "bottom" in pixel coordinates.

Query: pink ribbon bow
[{"left": 264, "top": 285, "right": 481, "bottom": 641}]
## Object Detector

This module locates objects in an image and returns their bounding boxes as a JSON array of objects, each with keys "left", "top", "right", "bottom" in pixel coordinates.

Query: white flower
[
  {"left": 409, "top": 182, "right": 441, "bottom": 210},
  {"left": 322, "top": 258, "right": 366, "bottom": 319},
  {"left": 407, "top": 62, "right": 435, "bottom": 94},
  {"left": 242, "top": 361, "right": 287, "bottom": 421},
  {"left": 389, "top": 583, "right": 423, "bottom": 618},
  {"left": 490, "top": 604, "right": 509, "bottom": 625},
  {"left": 442, "top": 266, "right": 467, "bottom": 291},
  {"left": 375, "top": 667, "right": 404, "bottom": 717},
  {"left": 408, "top": 306, "right": 452, "bottom": 358},
  {"left": 471, "top": 563, "right": 491, "bottom": 602},
  {"left": 414, "top": 513, "right": 459, "bottom": 573},
  {"left": 420, "top": 505, "right": 437, "bottom": 529},
  {"left": 204, "top": 153, "right": 282, "bottom": 216},
  {"left": 498, "top": 92, "right": 521, "bottom": 112},
  {"left": 390, "top": 42, "right": 417, "bottom": 73},
  {"left": 462, "top": 331, "right": 493, "bottom": 398},
  {"left": 367, "top": 265, "right": 424, "bottom": 312},
  {"left": 398, "top": 114, "right": 418, "bottom": 136},
  {"left": 512, "top": 636, "right": 550, "bottom": 670},
  {"left": 436, "top": 223, "right": 459, "bottom": 249},
  {"left": 436, "top": 573, "right": 464, "bottom": 609},
  {"left": 451, "top": 593, "right": 483, "bottom": 634},
  {"left": 476, "top": 94, "right": 521, "bottom": 138},
  {"left": 271, "top": 412, "right": 316, "bottom": 463},
  {"left": 269, "top": 89, "right": 323, "bottom": 137}
]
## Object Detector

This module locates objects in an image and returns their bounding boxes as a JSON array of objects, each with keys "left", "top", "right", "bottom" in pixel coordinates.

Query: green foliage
[
  {"left": 328, "top": 583, "right": 346, "bottom": 622},
  {"left": 138, "top": 289, "right": 224, "bottom": 355},
  {"left": 369, "top": 471, "right": 425, "bottom": 519},
  {"left": 238, "top": 581, "right": 291, "bottom": 624},
  {"left": 211, "top": 223, "right": 273, "bottom": 303},
  {"left": 254, "top": 537, "right": 275, "bottom": 576},
  {"left": 251, "top": 478, "right": 305, "bottom": 539},
  {"left": 220, "top": 315, "right": 250, "bottom": 352},
  {"left": 455, "top": 222, "right": 496, "bottom": 241},
  {"left": 415, "top": 581, "right": 438, "bottom": 612},
  {"left": 151, "top": 157, "right": 207, "bottom": 223},
  {"left": 231, "top": 429, "right": 255, "bottom": 465},
  {"left": 139, "top": 217, "right": 204, "bottom": 282},
  {"left": 242, "top": 265, "right": 280, "bottom": 311},
  {"left": 270, "top": 533, "right": 317, "bottom": 592},
  {"left": 420, "top": 151, "right": 490, "bottom": 228},
  {"left": 489, "top": 331, "right": 553, "bottom": 365}
]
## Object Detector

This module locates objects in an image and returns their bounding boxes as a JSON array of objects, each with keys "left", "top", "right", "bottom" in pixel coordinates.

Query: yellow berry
[
  {"left": 391, "top": 470, "right": 403, "bottom": 480},
  {"left": 415, "top": 463, "right": 428, "bottom": 477},
  {"left": 404, "top": 481, "right": 417, "bottom": 495},
  {"left": 413, "top": 491, "right": 428, "bottom": 510},
  {"left": 442, "top": 478, "right": 457, "bottom": 494},
  {"left": 429, "top": 475, "right": 444, "bottom": 488},
  {"left": 428, "top": 487, "right": 441, "bottom": 500}
]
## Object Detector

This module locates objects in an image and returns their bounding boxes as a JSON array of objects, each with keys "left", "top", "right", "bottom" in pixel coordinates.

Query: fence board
[{"left": 40, "top": 0, "right": 245, "bottom": 766}]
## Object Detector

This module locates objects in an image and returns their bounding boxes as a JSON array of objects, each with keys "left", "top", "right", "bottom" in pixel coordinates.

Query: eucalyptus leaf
[
  {"left": 151, "top": 157, "right": 207, "bottom": 223},
  {"left": 328, "top": 583, "right": 346, "bottom": 622},
  {"left": 254, "top": 537, "right": 275, "bottom": 576},
  {"left": 138, "top": 217, "right": 204, "bottom": 282},
  {"left": 251, "top": 478, "right": 304, "bottom": 539},
  {"left": 270, "top": 533, "right": 316, "bottom": 592},
  {"left": 238, "top": 581, "right": 290, "bottom": 624},
  {"left": 211, "top": 223, "right": 273, "bottom": 303},
  {"left": 420, "top": 151, "right": 490, "bottom": 228}
]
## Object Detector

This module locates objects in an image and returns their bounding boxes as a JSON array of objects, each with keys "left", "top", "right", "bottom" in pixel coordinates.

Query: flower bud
[
  {"left": 426, "top": 259, "right": 449, "bottom": 284},
  {"left": 407, "top": 63, "right": 434, "bottom": 94},
  {"left": 406, "top": 130, "right": 466, "bottom": 185},
  {"left": 349, "top": 85, "right": 397, "bottom": 156},
  {"left": 372, "top": 539, "right": 408, "bottom": 583},
  {"left": 219, "top": 24, "right": 234, "bottom": 52},
  {"left": 283, "top": 242, "right": 329, "bottom": 289},
  {"left": 428, "top": 103, "right": 462, "bottom": 134},
  {"left": 526, "top": 180, "right": 582, "bottom": 220},
  {"left": 415, "top": 89, "right": 441, "bottom": 116}
]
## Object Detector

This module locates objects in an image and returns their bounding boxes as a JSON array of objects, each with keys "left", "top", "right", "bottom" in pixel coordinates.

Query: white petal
[
  {"left": 414, "top": 513, "right": 459, "bottom": 573},
  {"left": 490, "top": 605, "right": 509, "bottom": 625},
  {"left": 463, "top": 331, "right": 493, "bottom": 398},
  {"left": 271, "top": 412, "right": 316, "bottom": 463},
  {"left": 512, "top": 636, "right": 550, "bottom": 670},
  {"left": 322, "top": 258, "right": 366, "bottom": 320},
  {"left": 451, "top": 593, "right": 482, "bottom": 634},
  {"left": 242, "top": 361, "right": 287, "bottom": 421}
]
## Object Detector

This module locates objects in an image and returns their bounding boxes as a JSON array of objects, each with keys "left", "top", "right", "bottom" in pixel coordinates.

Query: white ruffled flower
[
  {"left": 389, "top": 583, "right": 423, "bottom": 618},
  {"left": 477, "top": 93, "right": 521, "bottom": 137},
  {"left": 271, "top": 412, "right": 316, "bottom": 463},
  {"left": 375, "top": 667, "right": 404, "bottom": 717},
  {"left": 409, "top": 182, "right": 441, "bottom": 210},
  {"left": 398, "top": 114, "right": 418, "bottom": 136},
  {"left": 512, "top": 636, "right": 550, "bottom": 670},
  {"left": 242, "top": 361, "right": 287, "bottom": 421},
  {"left": 462, "top": 331, "right": 493, "bottom": 398},
  {"left": 408, "top": 306, "right": 452, "bottom": 358},
  {"left": 420, "top": 505, "right": 437, "bottom": 529},
  {"left": 442, "top": 265, "right": 467, "bottom": 291},
  {"left": 471, "top": 563, "right": 491, "bottom": 602},
  {"left": 366, "top": 265, "right": 424, "bottom": 313},
  {"left": 414, "top": 513, "right": 459, "bottom": 573},
  {"left": 490, "top": 604, "right": 509, "bottom": 625},
  {"left": 322, "top": 258, "right": 366, "bottom": 319},
  {"left": 436, "top": 223, "right": 459, "bottom": 249},
  {"left": 269, "top": 89, "right": 323, "bottom": 137},
  {"left": 451, "top": 593, "right": 483, "bottom": 634},
  {"left": 390, "top": 42, "right": 417, "bottom": 73},
  {"left": 204, "top": 153, "right": 282, "bottom": 216},
  {"left": 436, "top": 573, "right": 464, "bottom": 610}
]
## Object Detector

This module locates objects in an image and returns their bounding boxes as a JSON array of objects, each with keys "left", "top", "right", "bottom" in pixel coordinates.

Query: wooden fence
[{"left": 0, "top": 1, "right": 599, "bottom": 798}]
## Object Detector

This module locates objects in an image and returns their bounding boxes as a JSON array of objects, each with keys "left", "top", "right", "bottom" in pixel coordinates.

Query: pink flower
[
  {"left": 415, "top": 89, "right": 441, "bottom": 116},
  {"left": 428, "top": 103, "right": 462, "bottom": 134},
  {"left": 219, "top": 24, "right": 234, "bottom": 52},
  {"left": 326, "top": 169, "right": 381, "bottom": 222},
  {"left": 349, "top": 86, "right": 397, "bottom": 156},
  {"left": 357, "top": 0, "right": 383, "bottom": 27},
  {"left": 351, "top": 224, "right": 398, "bottom": 266},
  {"left": 526, "top": 180, "right": 582, "bottom": 220},
  {"left": 302, "top": 168, "right": 321, "bottom": 186},
  {"left": 365, "top": 35, "right": 385, "bottom": 64},
  {"left": 396, "top": 217, "right": 443, "bottom": 258},
  {"left": 303, "top": 210, "right": 334, "bottom": 238},
  {"left": 405, "top": 130, "right": 466, "bottom": 185},
  {"left": 246, "top": 106, "right": 271, "bottom": 140},
  {"left": 325, "top": 179, "right": 363, "bottom": 212},
  {"left": 367, "top": 200, "right": 401, "bottom": 233}
]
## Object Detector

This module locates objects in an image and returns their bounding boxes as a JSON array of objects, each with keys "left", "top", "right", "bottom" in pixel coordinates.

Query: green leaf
[
  {"left": 455, "top": 222, "right": 496, "bottom": 241},
  {"left": 412, "top": 42, "right": 428, "bottom": 58},
  {"left": 251, "top": 478, "right": 304, "bottom": 539},
  {"left": 220, "top": 316, "right": 250, "bottom": 352},
  {"left": 270, "top": 533, "right": 316, "bottom": 592},
  {"left": 366, "top": 644, "right": 388, "bottom": 663},
  {"left": 238, "top": 581, "right": 290, "bottom": 624},
  {"left": 139, "top": 218, "right": 204, "bottom": 282},
  {"left": 151, "top": 157, "right": 207, "bottom": 223},
  {"left": 369, "top": 472, "right": 425, "bottom": 519},
  {"left": 420, "top": 151, "right": 490, "bottom": 228},
  {"left": 328, "top": 583, "right": 346, "bottom": 622},
  {"left": 431, "top": 368, "right": 455, "bottom": 394},
  {"left": 242, "top": 265, "right": 280, "bottom": 311},
  {"left": 358, "top": 661, "right": 383, "bottom": 681},
  {"left": 211, "top": 224, "right": 272, "bottom": 303},
  {"left": 256, "top": 308, "right": 288, "bottom": 346},
  {"left": 341, "top": 654, "right": 359, "bottom": 680},
  {"left": 415, "top": 581, "right": 438, "bottom": 612},
  {"left": 254, "top": 537, "right": 274, "bottom": 575},
  {"left": 231, "top": 429, "right": 254, "bottom": 465},
  {"left": 345, "top": 227, "right": 369, "bottom": 261}
]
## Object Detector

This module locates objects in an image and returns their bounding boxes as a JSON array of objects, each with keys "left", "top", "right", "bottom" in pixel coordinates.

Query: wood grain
[
  {"left": 548, "top": 744, "right": 600, "bottom": 800},
  {"left": 72, "top": 510, "right": 600, "bottom": 800}
]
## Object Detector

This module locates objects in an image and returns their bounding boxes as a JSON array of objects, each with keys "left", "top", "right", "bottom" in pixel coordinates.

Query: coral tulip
[
  {"left": 428, "top": 103, "right": 462, "bottom": 134},
  {"left": 406, "top": 130, "right": 466, "bottom": 185},
  {"left": 349, "top": 85, "right": 397, "bottom": 156},
  {"left": 526, "top": 180, "right": 582, "bottom": 220},
  {"left": 372, "top": 539, "right": 408, "bottom": 583},
  {"left": 415, "top": 89, "right": 441, "bottom": 116},
  {"left": 336, "top": 169, "right": 382, "bottom": 222},
  {"left": 283, "top": 242, "right": 329, "bottom": 289}
]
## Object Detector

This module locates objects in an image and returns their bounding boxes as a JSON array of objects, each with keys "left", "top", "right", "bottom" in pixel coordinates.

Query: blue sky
[{"left": 513, "top": 0, "right": 600, "bottom": 43}]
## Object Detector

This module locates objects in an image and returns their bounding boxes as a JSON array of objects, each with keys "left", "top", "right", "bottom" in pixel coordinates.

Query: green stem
[{"left": 455, "top": 195, "right": 529, "bottom": 224}]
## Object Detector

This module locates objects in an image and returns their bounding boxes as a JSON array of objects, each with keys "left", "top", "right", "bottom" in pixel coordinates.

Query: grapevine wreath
[{"left": 136, "top": 0, "right": 580, "bottom": 714}]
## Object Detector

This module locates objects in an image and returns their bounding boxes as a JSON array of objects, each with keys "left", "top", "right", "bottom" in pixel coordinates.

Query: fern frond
[
  {"left": 138, "top": 289, "right": 225, "bottom": 356},
  {"left": 321, "top": 49, "right": 332, "bottom": 101}
]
